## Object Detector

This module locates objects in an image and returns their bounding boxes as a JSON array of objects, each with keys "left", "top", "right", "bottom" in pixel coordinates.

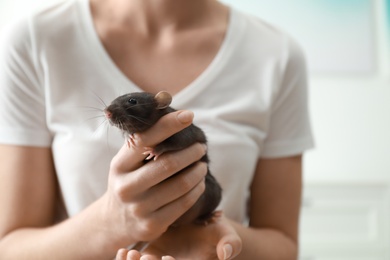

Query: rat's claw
[
  {"left": 129, "top": 134, "right": 136, "bottom": 146},
  {"left": 125, "top": 137, "right": 131, "bottom": 148},
  {"left": 143, "top": 147, "right": 163, "bottom": 161},
  {"left": 207, "top": 210, "right": 224, "bottom": 225},
  {"left": 143, "top": 152, "right": 155, "bottom": 160},
  {"left": 196, "top": 210, "right": 223, "bottom": 226},
  {"left": 125, "top": 134, "right": 136, "bottom": 149},
  {"left": 212, "top": 210, "right": 223, "bottom": 219}
]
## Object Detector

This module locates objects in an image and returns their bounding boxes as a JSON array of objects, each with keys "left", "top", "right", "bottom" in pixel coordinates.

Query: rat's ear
[{"left": 154, "top": 91, "right": 172, "bottom": 109}]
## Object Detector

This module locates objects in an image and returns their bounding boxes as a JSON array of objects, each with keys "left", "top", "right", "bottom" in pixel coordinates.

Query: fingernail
[
  {"left": 177, "top": 110, "right": 194, "bottom": 124},
  {"left": 223, "top": 244, "right": 233, "bottom": 260}
]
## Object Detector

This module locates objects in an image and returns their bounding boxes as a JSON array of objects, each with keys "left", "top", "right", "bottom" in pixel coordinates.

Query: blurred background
[{"left": 1, "top": 0, "right": 389, "bottom": 259}]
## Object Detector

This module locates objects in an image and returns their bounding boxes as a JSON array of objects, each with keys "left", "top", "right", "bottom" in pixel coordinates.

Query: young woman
[{"left": 0, "top": 0, "right": 314, "bottom": 259}]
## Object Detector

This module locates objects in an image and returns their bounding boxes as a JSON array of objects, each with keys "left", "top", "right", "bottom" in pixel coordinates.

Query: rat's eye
[{"left": 128, "top": 98, "right": 137, "bottom": 105}]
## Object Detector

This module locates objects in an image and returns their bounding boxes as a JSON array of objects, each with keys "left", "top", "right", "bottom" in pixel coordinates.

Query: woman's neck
[{"left": 91, "top": 0, "right": 221, "bottom": 33}]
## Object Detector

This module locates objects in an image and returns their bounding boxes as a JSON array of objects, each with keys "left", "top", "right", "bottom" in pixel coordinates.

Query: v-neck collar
[{"left": 79, "top": 0, "right": 242, "bottom": 107}]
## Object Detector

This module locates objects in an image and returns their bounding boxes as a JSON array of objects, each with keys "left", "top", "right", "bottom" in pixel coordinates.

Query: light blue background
[
  {"left": 387, "top": 0, "right": 390, "bottom": 36},
  {"left": 220, "top": 0, "right": 375, "bottom": 73}
]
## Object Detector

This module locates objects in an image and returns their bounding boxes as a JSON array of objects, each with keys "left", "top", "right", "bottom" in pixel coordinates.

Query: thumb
[
  {"left": 215, "top": 215, "right": 242, "bottom": 260},
  {"left": 217, "top": 235, "right": 242, "bottom": 260}
]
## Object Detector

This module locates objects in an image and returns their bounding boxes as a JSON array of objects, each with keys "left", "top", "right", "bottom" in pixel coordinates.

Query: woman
[{"left": 0, "top": 0, "right": 314, "bottom": 259}]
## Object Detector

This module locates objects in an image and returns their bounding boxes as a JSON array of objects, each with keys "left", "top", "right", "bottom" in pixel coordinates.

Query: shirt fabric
[{"left": 0, "top": 0, "right": 314, "bottom": 223}]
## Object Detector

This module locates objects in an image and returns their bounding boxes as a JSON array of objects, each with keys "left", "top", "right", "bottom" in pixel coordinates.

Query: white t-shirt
[{"left": 0, "top": 0, "right": 314, "bottom": 223}]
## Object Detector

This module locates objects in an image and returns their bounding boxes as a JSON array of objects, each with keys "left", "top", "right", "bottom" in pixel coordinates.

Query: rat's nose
[{"left": 104, "top": 110, "right": 112, "bottom": 119}]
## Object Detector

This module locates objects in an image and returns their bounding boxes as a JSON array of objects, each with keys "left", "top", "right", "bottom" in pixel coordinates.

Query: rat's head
[{"left": 104, "top": 91, "right": 172, "bottom": 134}]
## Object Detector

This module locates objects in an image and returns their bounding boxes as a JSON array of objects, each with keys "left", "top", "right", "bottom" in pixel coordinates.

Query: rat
[{"left": 104, "top": 91, "right": 222, "bottom": 225}]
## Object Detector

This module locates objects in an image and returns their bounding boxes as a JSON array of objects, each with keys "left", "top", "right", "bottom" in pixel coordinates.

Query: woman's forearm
[
  {"left": 230, "top": 220, "right": 298, "bottom": 260},
  {"left": 0, "top": 198, "right": 132, "bottom": 260}
]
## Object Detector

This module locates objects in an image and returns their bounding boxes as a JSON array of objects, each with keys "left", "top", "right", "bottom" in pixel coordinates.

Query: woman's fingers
[
  {"left": 115, "top": 248, "right": 128, "bottom": 260},
  {"left": 142, "top": 161, "right": 207, "bottom": 210},
  {"left": 217, "top": 237, "right": 241, "bottom": 260},
  {"left": 215, "top": 216, "right": 242, "bottom": 260},
  {"left": 111, "top": 110, "right": 194, "bottom": 173},
  {"left": 134, "top": 110, "right": 194, "bottom": 147},
  {"left": 114, "top": 145, "right": 207, "bottom": 228},
  {"left": 119, "top": 143, "right": 207, "bottom": 196},
  {"left": 115, "top": 248, "right": 141, "bottom": 260},
  {"left": 153, "top": 172, "right": 206, "bottom": 225},
  {"left": 127, "top": 250, "right": 142, "bottom": 260},
  {"left": 115, "top": 248, "right": 175, "bottom": 260}
]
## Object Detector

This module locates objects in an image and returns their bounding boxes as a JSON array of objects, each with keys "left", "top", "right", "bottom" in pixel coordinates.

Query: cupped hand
[
  {"left": 99, "top": 110, "right": 208, "bottom": 248},
  {"left": 115, "top": 212, "right": 242, "bottom": 260}
]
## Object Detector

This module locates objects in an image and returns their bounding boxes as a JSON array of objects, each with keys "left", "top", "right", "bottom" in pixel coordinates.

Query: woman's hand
[
  {"left": 99, "top": 110, "right": 209, "bottom": 249},
  {"left": 115, "top": 213, "right": 242, "bottom": 260}
]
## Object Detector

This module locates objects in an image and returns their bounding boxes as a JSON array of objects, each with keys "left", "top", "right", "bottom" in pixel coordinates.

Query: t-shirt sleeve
[
  {"left": 261, "top": 36, "right": 314, "bottom": 158},
  {"left": 0, "top": 18, "right": 52, "bottom": 147}
]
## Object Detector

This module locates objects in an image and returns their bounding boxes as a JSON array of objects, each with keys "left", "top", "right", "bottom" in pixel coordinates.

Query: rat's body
[{"left": 104, "top": 91, "right": 222, "bottom": 225}]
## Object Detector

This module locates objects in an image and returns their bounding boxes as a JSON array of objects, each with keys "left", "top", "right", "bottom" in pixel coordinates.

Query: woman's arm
[
  {"left": 232, "top": 155, "right": 302, "bottom": 260},
  {"left": 0, "top": 145, "right": 113, "bottom": 259},
  {"left": 0, "top": 110, "right": 208, "bottom": 260}
]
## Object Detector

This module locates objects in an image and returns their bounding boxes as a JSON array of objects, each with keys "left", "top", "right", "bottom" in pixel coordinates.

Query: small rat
[{"left": 104, "top": 91, "right": 222, "bottom": 225}]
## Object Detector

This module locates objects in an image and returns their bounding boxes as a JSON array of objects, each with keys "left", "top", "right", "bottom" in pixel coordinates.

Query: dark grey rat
[{"left": 104, "top": 91, "right": 222, "bottom": 225}]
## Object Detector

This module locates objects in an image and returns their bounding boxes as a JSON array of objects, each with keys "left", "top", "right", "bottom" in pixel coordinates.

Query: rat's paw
[
  {"left": 206, "top": 210, "right": 223, "bottom": 225},
  {"left": 143, "top": 147, "right": 163, "bottom": 161},
  {"left": 126, "top": 134, "right": 136, "bottom": 148},
  {"left": 195, "top": 210, "right": 223, "bottom": 226},
  {"left": 211, "top": 210, "right": 223, "bottom": 219}
]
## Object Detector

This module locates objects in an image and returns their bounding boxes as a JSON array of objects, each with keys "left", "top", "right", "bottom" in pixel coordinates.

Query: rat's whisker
[
  {"left": 97, "top": 118, "right": 109, "bottom": 131},
  {"left": 123, "top": 122, "right": 133, "bottom": 134},
  {"left": 78, "top": 105, "right": 105, "bottom": 113},
  {"left": 90, "top": 118, "right": 108, "bottom": 136},
  {"left": 90, "top": 90, "right": 108, "bottom": 109},
  {"left": 127, "top": 114, "right": 152, "bottom": 126},
  {"left": 117, "top": 120, "right": 125, "bottom": 132},
  {"left": 84, "top": 115, "right": 106, "bottom": 123}
]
